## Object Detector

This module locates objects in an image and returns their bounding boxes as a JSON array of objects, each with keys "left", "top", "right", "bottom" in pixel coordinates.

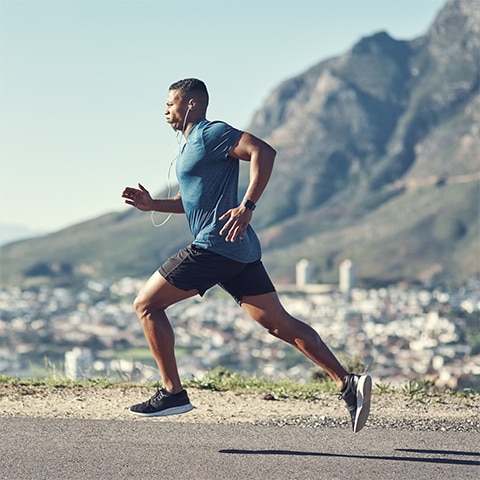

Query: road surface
[{"left": 1, "top": 417, "right": 478, "bottom": 479}]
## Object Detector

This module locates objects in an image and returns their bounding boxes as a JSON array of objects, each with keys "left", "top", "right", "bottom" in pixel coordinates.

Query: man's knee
[
  {"left": 133, "top": 294, "right": 145, "bottom": 318},
  {"left": 256, "top": 314, "right": 290, "bottom": 339},
  {"left": 133, "top": 292, "right": 160, "bottom": 319},
  {"left": 266, "top": 326, "right": 282, "bottom": 339}
]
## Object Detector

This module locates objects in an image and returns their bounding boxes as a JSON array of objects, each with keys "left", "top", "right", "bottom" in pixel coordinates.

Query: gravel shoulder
[{"left": 1, "top": 384, "right": 479, "bottom": 432}]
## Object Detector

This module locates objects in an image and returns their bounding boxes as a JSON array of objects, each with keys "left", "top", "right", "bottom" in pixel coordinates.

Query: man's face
[{"left": 165, "top": 89, "right": 189, "bottom": 131}]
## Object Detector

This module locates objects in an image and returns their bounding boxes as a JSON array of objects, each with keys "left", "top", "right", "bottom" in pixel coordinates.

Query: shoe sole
[
  {"left": 129, "top": 402, "right": 194, "bottom": 417},
  {"left": 353, "top": 375, "right": 372, "bottom": 433}
]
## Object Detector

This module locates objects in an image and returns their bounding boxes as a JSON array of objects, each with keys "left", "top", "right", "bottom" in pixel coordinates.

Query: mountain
[
  {"left": 244, "top": 0, "right": 480, "bottom": 285},
  {"left": 1, "top": 0, "right": 478, "bottom": 288}
]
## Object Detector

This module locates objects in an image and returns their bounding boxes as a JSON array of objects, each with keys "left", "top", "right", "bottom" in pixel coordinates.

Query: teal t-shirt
[{"left": 176, "top": 119, "right": 261, "bottom": 263}]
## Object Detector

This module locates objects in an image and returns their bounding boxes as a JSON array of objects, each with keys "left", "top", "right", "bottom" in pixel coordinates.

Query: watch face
[{"left": 244, "top": 200, "right": 256, "bottom": 210}]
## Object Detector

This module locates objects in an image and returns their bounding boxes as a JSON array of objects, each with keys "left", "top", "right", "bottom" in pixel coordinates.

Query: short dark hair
[{"left": 169, "top": 78, "right": 209, "bottom": 106}]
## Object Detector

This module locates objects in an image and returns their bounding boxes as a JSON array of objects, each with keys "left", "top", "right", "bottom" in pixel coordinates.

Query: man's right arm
[
  {"left": 122, "top": 184, "right": 185, "bottom": 213},
  {"left": 151, "top": 193, "right": 185, "bottom": 214}
]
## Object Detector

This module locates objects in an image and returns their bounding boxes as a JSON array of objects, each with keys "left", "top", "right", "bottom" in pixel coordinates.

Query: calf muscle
[{"left": 241, "top": 292, "right": 347, "bottom": 388}]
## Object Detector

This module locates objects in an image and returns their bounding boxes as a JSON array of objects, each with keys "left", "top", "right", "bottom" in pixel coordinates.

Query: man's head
[
  {"left": 169, "top": 78, "right": 209, "bottom": 109},
  {"left": 165, "top": 78, "right": 209, "bottom": 131}
]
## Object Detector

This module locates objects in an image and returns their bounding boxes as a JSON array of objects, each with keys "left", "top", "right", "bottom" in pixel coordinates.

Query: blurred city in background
[{"left": 1, "top": 259, "right": 478, "bottom": 391}]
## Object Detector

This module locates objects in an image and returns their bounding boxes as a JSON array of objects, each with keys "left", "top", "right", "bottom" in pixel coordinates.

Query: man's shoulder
[
  {"left": 201, "top": 119, "right": 242, "bottom": 133},
  {"left": 205, "top": 120, "right": 242, "bottom": 139}
]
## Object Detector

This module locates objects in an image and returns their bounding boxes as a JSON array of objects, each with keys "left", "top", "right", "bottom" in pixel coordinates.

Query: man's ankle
[{"left": 163, "top": 385, "right": 183, "bottom": 395}]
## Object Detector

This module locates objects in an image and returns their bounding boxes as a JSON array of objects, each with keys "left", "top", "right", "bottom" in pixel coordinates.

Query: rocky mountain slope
[
  {"left": 246, "top": 0, "right": 479, "bottom": 285},
  {"left": 1, "top": 0, "right": 478, "bottom": 287}
]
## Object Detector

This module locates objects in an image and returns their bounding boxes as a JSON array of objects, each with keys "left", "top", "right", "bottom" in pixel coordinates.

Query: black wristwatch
[{"left": 243, "top": 199, "right": 256, "bottom": 211}]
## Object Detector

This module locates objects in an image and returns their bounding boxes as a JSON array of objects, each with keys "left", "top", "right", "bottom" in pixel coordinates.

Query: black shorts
[{"left": 158, "top": 244, "right": 275, "bottom": 303}]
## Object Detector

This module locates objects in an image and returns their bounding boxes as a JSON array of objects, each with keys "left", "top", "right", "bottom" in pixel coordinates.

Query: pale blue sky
[{"left": 0, "top": 0, "right": 446, "bottom": 231}]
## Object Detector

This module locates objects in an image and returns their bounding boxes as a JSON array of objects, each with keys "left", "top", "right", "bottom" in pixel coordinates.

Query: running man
[{"left": 122, "top": 78, "right": 371, "bottom": 432}]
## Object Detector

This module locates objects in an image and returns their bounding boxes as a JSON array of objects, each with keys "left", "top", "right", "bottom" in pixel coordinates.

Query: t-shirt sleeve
[{"left": 202, "top": 121, "right": 243, "bottom": 160}]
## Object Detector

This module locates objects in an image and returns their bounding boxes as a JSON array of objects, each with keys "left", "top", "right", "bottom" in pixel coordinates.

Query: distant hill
[{"left": 1, "top": 0, "right": 478, "bottom": 288}]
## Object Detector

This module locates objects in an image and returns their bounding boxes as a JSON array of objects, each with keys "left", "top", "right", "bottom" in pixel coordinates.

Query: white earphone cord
[{"left": 150, "top": 109, "right": 190, "bottom": 227}]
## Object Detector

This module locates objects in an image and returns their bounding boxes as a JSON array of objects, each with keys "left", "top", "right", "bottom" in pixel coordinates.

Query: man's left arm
[{"left": 219, "top": 132, "right": 276, "bottom": 242}]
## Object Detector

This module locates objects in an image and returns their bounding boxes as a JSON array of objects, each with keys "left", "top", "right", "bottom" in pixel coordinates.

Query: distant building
[
  {"left": 296, "top": 259, "right": 312, "bottom": 288},
  {"left": 65, "top": 347, "right": 93, "bottom": 380},
  {"left": 339, "top": 259, "right": 355, "bottom": 294}
]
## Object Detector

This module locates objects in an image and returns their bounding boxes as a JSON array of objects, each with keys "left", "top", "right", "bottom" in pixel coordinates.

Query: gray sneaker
[
  {"left": 339, "top": 374, "right": 372, "bottom": 433},
  {"left": 129, "top": 388, "right": 194, "bottom": 417}
]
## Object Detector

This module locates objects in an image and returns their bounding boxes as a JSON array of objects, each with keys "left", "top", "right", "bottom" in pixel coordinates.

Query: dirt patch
[{"left": 1, "top": 384, "right": 479, "bottom": 431}]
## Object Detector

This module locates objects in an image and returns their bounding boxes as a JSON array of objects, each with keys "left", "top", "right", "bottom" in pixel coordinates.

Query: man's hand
[
  {"left": 122, "top": 183, "right": 154, "bottom": 211},
  {"left": 219, "top": 206, "right": 253, "bottom": 242}
]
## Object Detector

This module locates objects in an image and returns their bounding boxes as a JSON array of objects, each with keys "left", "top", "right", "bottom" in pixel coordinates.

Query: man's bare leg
[
  {"left": 241, "top": 291, "right": 372, "bottom": 432},
  {"left": 240, "top": 291, "right": 348, "bottom": 389},
  {"left": 133, "top": 271, "right": 197, "bottom": 393}
]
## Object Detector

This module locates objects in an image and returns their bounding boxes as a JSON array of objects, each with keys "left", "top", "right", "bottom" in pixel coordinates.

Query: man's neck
[{"left": 182, "top": 117, "right": 206, "bottom": 137}]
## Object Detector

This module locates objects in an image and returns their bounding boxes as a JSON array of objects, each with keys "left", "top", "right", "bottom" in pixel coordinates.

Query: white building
[
  {"left": 65, "top": 347, "right": 93, "bottom": 380},
  {"left": 296, "top": 259, "right": 312, "bottom": 288},
  {"left": 339, "top": 259, "right": 355, "bottom": 294}
]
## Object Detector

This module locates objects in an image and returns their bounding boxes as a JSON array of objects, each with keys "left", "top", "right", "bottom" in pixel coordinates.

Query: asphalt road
[{"left": 1, "top": 417, "right": 479, "bottom": 479}]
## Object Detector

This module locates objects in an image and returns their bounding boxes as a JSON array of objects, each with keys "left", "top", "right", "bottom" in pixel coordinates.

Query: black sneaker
[
  {"left": 339, "top": 373, "right": 372, "bottom": 433},
  {"left": 129, "top": 388, "right": 194, "bottom": 417}
]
